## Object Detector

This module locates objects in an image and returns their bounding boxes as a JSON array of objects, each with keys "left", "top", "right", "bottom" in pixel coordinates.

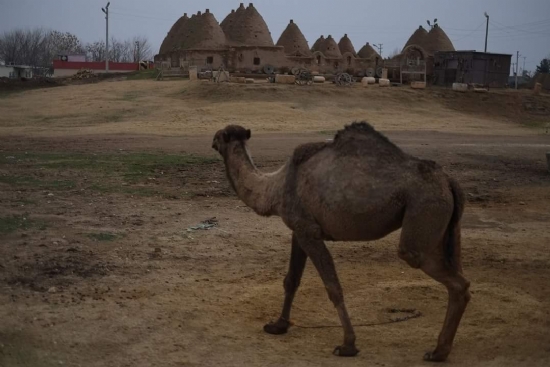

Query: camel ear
[
  {"left": 222, "top": 131, "right": 230, "bottom": 143},
  {"left": 246, "top": 129, "right": 251, "bottom": 140}
]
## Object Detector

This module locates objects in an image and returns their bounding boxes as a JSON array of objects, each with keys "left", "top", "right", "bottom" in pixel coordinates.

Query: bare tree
[
  {"left": 132, "top": 36, "right": 152, "bottom": 61},
  {"left": 109, "top": 36, "right": 127, "bottom": 62},
  {"left": 85, "top": 41, "right": 106, "bottom": 62},
  {"left": 85, "top": 35, "right": 153, "bottom": 63},
  {"left": 0, "top": 28, "right": 84, "bottom": 68}
]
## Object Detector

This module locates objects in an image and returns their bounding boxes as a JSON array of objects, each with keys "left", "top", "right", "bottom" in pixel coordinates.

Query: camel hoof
[
  {"left": 263, "top": 319, "right": 290, "bottom": 335},
  {"left": 333, "top": 345, "right": 359, "bottom": 357},
  {"left": 423, "top": 351, "right": 448, "bottom": 362}
]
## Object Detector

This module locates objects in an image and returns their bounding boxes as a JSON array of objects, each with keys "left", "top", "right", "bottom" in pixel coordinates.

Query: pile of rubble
[{"left": 71, "top": 69, "right": 97, "bottom": 80}]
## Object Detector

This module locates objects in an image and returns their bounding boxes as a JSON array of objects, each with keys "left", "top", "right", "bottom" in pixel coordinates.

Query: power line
[
  {"left": 490, "top": 20, "right": 550, "bottom": 35},
  {"left": 451, "top": 20, "right": 486, "bottom": 42},
  {"left": 110, "top": 11, "right": 175, "bottom": 23}
]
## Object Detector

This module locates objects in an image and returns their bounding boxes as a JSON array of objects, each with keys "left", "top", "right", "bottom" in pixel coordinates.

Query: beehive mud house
[{"left": 155, "top": 3, "right": 456, "bottom": 78}]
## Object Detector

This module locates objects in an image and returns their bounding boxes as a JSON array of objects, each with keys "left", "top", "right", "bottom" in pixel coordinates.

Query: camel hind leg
[
  {"left": 420, "top": 258, "right": 470, "bottom": 362},
  {"left": 398, "top": 204, "right": 470, "bottom": 362}
]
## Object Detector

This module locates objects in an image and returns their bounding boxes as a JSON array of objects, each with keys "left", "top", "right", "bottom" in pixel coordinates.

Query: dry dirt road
[{"left": 0, "top": 80, "right": 549, "bottom": 367}]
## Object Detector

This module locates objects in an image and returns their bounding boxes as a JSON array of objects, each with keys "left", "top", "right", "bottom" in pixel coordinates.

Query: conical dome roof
[
  {"left": 220, "top": 9, "right": 237, "bottom": 33},
  {"left": 172, "top": 10, "right": 227, "bottom": 50},
  {"left": 220, "top": 5, "right": 245, "bottom": 39},
  {"left": 224, "top": 3, "right": 274, "bottom": 47},
  {"left": 404, "top": 25, "right": 428, "bottom": 50},
  {"left": 311, "top": 35, "right": 325, "bottom": 52},
  {"left": 160, "top": 13, "right": 189, "bottom": 54},
  {"left": 425, "top": 24, "right": 455, "bottom": 54},
  {"left": 276, "top": 19, "right": 311, "bottom": 57},
  {"left": 338, "top": 34, "right": 356, "bottom": 56},
  {"left": 320, "top": 35, "right": 342, "bottom": 58},
  {"left": 357, "top": 42, "right": 380, "bottom": 59}
]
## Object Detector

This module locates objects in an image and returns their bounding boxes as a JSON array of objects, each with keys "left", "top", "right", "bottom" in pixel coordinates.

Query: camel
[{"left": 211, "top": 121, "right": 470, "bottom": 362}]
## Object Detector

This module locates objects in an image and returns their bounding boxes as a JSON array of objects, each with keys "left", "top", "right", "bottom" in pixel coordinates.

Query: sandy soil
[{"left": 0, "top": 80, "right": 549, "bottom": 367}]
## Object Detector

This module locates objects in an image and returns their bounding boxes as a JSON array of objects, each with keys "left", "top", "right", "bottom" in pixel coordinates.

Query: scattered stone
[{"left": 48, "top": 287, "right": 58, "bottom": 293}]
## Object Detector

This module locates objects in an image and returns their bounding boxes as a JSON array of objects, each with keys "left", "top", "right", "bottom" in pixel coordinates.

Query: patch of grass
[
  {"left": 0, "top": 214, "right": 46, "bottom": 234},
  {"left": 0, "top": 331, "right": 58, "bottom": 367},
  {"left": 0, "top": 174, "right": 75, "bottom": 191},
  {"left": 2, "top": 152, "right": 216, "bottom": 177},
  {"left": 15, "top": 198, "right": 36, "bottom": 205},
  {"left": 126, "top": 69, "right": 159, "bottom": 80},
  {"left": 0, "top": 175, "right": 40, "bottom": 185},
  {"left": 88, "top": 183, "right": 160, "bottom": 197},
  {"left": 1, "top": 151, "right": 218, "bottom": 198},
  {"left": 0, "top": 90, "right": 19, "bottom": 99}
]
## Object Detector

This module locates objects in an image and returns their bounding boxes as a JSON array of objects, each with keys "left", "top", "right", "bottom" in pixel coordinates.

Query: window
[
  {"left": 9, "top": 72, "right": 15, "bottom": 79},
  {"left": 253, "top": 57, "right": 260, "bottom": 65},
  {"left": 206, "top": 56, "right": 214, "bottom": 64}
]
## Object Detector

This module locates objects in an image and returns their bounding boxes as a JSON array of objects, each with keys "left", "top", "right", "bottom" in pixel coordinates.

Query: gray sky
[{"left": 1, "top": 0, "right": 549, "bottom": 73}]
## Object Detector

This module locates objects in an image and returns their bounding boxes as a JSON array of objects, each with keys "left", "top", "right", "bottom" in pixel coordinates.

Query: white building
[{"left": 0, "top": 64, "right": 33, "bottom": 79}]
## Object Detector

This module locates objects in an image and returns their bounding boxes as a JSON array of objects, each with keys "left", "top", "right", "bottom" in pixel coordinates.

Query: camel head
[{"left": 212, "top": 125, "right": 251, "bottom": 155}]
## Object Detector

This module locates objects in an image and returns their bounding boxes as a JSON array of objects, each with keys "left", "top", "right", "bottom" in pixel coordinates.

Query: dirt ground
[{"left": 0, "top": 80, "right": 549, "bottom": 367}]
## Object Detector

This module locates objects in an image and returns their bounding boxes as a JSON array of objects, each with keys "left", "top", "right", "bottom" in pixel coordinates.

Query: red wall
[{"left": 53, "top": 60, "right": 139, "bottom": 71}]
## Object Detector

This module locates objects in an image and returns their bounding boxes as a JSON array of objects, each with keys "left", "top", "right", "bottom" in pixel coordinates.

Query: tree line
[{"left": 0, "top": 28, "right": 153, "bottom": 69}]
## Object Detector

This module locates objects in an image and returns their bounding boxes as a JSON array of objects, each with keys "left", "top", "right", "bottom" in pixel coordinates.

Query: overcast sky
[{"left": 1, "top": 0, "right": 549, "bottom": 73}]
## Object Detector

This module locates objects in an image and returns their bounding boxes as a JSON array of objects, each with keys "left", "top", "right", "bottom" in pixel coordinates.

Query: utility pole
[
  {"left": 135, "top": 41, "right": 140, "bottom": 63},
  {"left": 373, "top": 43, "right": 383, "bottom": 57},
  {"left": 515, "top": 51, "right": 520, "bottom": 89},
  {"left": 522, "top": 56, "right": 526, "bottom": 74},
  {"left": 101, "top": 2, "right": 110, "bottom": 73},
  {"left": 484, "top": 12, "right": 489, "bottom": 53}
]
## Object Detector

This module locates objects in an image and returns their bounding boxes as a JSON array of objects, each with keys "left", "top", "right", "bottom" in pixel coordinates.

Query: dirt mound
[
  {"left": 179, "top": 82, "right": 549, "bottom": 128},
  {"left": 0, "top": 77, "right": 64, "bottom": 92}
]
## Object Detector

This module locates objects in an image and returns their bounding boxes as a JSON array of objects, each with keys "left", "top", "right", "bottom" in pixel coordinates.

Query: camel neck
[{"left": 224, "top": 142, "right": 283, "bottom": 217}]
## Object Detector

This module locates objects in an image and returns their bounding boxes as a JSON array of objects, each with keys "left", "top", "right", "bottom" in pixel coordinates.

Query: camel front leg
[
  {"left": 264, "top": 233, "right": 307, "bottom": 335},
  {"left": 297, "top": 234, "right": 359, "bottom": 357}
]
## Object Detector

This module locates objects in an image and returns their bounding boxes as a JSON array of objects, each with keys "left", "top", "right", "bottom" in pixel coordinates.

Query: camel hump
[
  {"left": 333, "top": 121, "right": 407, "bottom": 158},
  {"left": 334, "top": 121, "right": 392, "bottom": 145},
  {"left": 292, "top": 142, "right": 328, "bottom": 166}
]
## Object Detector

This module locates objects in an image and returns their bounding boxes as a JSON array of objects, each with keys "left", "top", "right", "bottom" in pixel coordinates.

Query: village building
[
  {"left": 154, "top": 3, "right": 381, "bottom": 75},
  {"left": 154, "top": 3, "right": 512, "bottom": 86},
  {"left": 0, "top": 64, "right": 33, "bottom": 79}
]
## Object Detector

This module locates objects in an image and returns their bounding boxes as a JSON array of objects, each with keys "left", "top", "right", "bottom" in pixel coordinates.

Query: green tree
[{"left": 536, "top": 58, "right": 550, "bottom": 73}]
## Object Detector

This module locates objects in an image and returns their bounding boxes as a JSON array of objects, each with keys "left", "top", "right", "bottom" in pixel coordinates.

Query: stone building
[
  {"left": 154, "top": 3, "right": 381, "bottom": 75},
  {"left": 386, "top": 23, "right": 456, "bottom": 82}
]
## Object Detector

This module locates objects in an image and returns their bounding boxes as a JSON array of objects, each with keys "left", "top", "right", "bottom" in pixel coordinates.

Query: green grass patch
[
  {"left": 1, "top": 152, "right": 217, "bottom": 179},
  {"left": 126, "top": 69, "right": 159, "bottom": 80},
  {"left": 0, "top": 214, "right": 46, "bottom": 234},
  {"left": 87, "top": 232, "right": 118, "bottom": 242},
  {"left": 0, "top": 331, "right": 58, "bottom": 367},
  {"left": 1, "top": 151, "right": 218, "bottom": 198},
  {"left": 15, "top": 198, "right": 36, "bottom": 205},
  {"left": 0, "top": 175, "right": 75, "bottom": 191}
]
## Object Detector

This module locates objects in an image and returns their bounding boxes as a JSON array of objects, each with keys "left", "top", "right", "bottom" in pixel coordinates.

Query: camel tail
[{"left": 445, "top": 178, "right": 465, "bottom": 270}]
